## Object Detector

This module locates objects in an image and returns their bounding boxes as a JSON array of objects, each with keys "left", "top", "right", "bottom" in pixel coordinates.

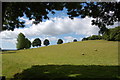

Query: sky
[{"left": 0, "top": 8, "right": 118, "bottom": 50}]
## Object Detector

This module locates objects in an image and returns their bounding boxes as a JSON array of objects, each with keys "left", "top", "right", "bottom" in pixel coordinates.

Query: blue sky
[{"left": 0, "top": 8, "right": 118, "bottom": 50}]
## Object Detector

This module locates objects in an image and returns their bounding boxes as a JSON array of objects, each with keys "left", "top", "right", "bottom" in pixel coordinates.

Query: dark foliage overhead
[{"left": 2, "top": 2, "right": 120, "bottom": 31}]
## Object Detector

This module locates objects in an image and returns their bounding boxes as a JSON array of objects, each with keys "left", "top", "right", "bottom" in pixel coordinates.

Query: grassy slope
[{"left": 1, "top": 40, "right": 119, "bottom": 78}]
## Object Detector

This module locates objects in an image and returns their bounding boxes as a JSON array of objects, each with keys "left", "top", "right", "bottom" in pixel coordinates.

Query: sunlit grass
[{"left": 2, "top": 40, "right": 119, "bottom": 78}]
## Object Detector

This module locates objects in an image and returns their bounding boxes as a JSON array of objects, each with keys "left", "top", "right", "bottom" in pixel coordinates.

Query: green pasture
[{"left": 1, "top": 40, "right": 119, "bottom": 79}]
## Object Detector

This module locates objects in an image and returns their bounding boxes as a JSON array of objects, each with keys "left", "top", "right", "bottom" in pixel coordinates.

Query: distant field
[{"left": 1, "top": 40, "right": 119, "bottom": 79}]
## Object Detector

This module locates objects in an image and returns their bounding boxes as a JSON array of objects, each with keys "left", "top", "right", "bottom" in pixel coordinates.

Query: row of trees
[
  {"left": 16, "top": 33, "right": 50, "bottom": 49},
  {"left": 16, "top": 26, "right": 120, "bottom": 50},
  {"left": 32, "top": 38, "right": 50, "bottom": 47},
  {"left": 16, "top": 33, "right": 77, "bottom": 50},
  {"left": 82, "top": 26, "right": 120, "bottom": 41},
  {"left": 16, "top": 25, "right": 120, "bottom": 50},
  {"left": 82, "top": 35, "right": 103, "bottom": 41}
]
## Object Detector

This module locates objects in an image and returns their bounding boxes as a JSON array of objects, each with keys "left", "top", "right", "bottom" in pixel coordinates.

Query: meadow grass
[{"left": 1, "top": 40, "right": 119, "bottom": 79}]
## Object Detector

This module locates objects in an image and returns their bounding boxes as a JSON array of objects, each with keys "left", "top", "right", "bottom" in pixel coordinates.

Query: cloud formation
[
  {"left": 1, "top": 16, "right": 118, "bottom": 49},
  {"left": 64, "top": 36, "right": 76, "bottom": 42},
  {"left": 0, "top": 17, "right": 100, "bottom": 39}
]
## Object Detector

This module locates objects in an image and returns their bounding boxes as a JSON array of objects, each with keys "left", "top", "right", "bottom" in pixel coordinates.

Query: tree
[
  {"left": 103, "top": 26, "right": 120, "bottom": 41},
  {"left": 2, "top": 2, "right": 120, "bottom": 31},
  {"left": 32, "top": 38, "right": 41, "bottom": 47},
  {"left": 57, "top": 39, "right": 63, "bottom": 44},
  {"left": 98, "top": 27, "right": 109, "bottom": 35},
  {"left": 88, "top": 35, "right": 103, "bottom": 40},
  {"left": 73, "top": 39, "right": 77, "bottom": 42},
  {"left": 16, "top": 33, "right": 31, "bottom": 50},
  {"left": 25, "top": 38, "right": 31, "bottom": 49},
  {"left": 82, "top": 37, "right": 88, "bottom": 41},
  {"left": 16, "top": 33, "right": 26, "bottom": 50},
  {"left": 82, "top": 26, "right": 120, "bottom": 41},
  {"left": 82, "top": 35, "right": 103, "bottom": 41},
  {"left": 43, "top": 39, "right": 50, "bottom": 46}
]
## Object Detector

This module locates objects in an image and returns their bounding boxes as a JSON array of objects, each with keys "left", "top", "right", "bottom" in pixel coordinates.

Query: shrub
[
  {"left": 32, "top": 38, "right": 41, "bottom": 47},
  {"left": 73, "top": 39, "right": 77, "bottom": 42},
  {"left": 43, "top": 39, "right": 50, "bottom": 46},
  {"left": 57, "top": 39, "right": 63, "bottom": 44}
]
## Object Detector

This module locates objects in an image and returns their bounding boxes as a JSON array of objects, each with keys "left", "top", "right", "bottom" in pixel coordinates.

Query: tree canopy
[
  {"left": 2, "top": 2, "right": 120, "bottom": 31},
  {"left": 32, "top": 38, "right": 41, "bottom": 47},
  {"left": 82, "top": 26, "right": 120, "bottom": 41},
  {"left": 103, "top": 26, "right": 120, "bottom": 41},
  {"left": 16, "top": 33, "right": 26, "bottom": 49},
  {"left": 25, "top": 38, "right": 31, "bottom": 49},
  {"left": 82, "top": 35, "right": 103, "bottom": 41},
  {"left": 43, "top": 39, "right": 50, "bottom": 46},
  {"left": 16, "top": 33, "right": 31, "bottom": 50},
  {"left": 73, "top": 39, "right": 77, "bottom": 42},
  {"left": 57, "top": 39, "right": 63, "bottom": 44}
]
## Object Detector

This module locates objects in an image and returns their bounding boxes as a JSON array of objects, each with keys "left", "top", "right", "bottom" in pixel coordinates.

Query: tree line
[
  {"left": 16, "top": 26, "right": 119, "bottom": 50},
  {"left": 16, "top": 33, "right": 77, "bottom": 50},
  {"left": 82, "top": 26, "right": 120, "bottom": 41}
]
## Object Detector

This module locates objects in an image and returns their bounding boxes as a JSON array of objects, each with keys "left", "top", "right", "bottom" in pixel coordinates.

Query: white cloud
[
  {"left": 107, "top": 22, "right": 119, "bottom": 28},
  {"left": 30, "top": 38, "right": 35, "bottom": 43},
  {"left": 0, "top": 17, "right": 100, "bottom": 39},
  {"left": 45, "top": 37, "right": 58, "bottom": 42},
  {"left": 0, "top": 16, "right": 118, "bottom": 49},
  {"left": 64, "top": 36, "right": 76, "bottom": 42},
  {"left": 3, "top": 38, "right": 16, "bottom": 43},
  {"left": 0, "top": 30, "right": 18, "bottom": 39},
  {"left": 19, "top": 17, "right": 35, "bottom": 25},
  {"left": 1, "top": 38, "right": 17, "bottom": 49},
  {"left": 79, "top": 38, "right": 83, "bottom": 41}
]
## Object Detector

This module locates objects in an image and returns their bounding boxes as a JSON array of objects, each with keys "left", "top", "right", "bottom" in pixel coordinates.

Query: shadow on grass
[{"left": 10, "top": 65, "right": 119, "bottom": 80}]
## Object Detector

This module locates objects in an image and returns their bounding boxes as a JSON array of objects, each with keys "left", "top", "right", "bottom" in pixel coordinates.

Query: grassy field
[{"left": 1, "top": 40, "right": 119, "bottom": 79}]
